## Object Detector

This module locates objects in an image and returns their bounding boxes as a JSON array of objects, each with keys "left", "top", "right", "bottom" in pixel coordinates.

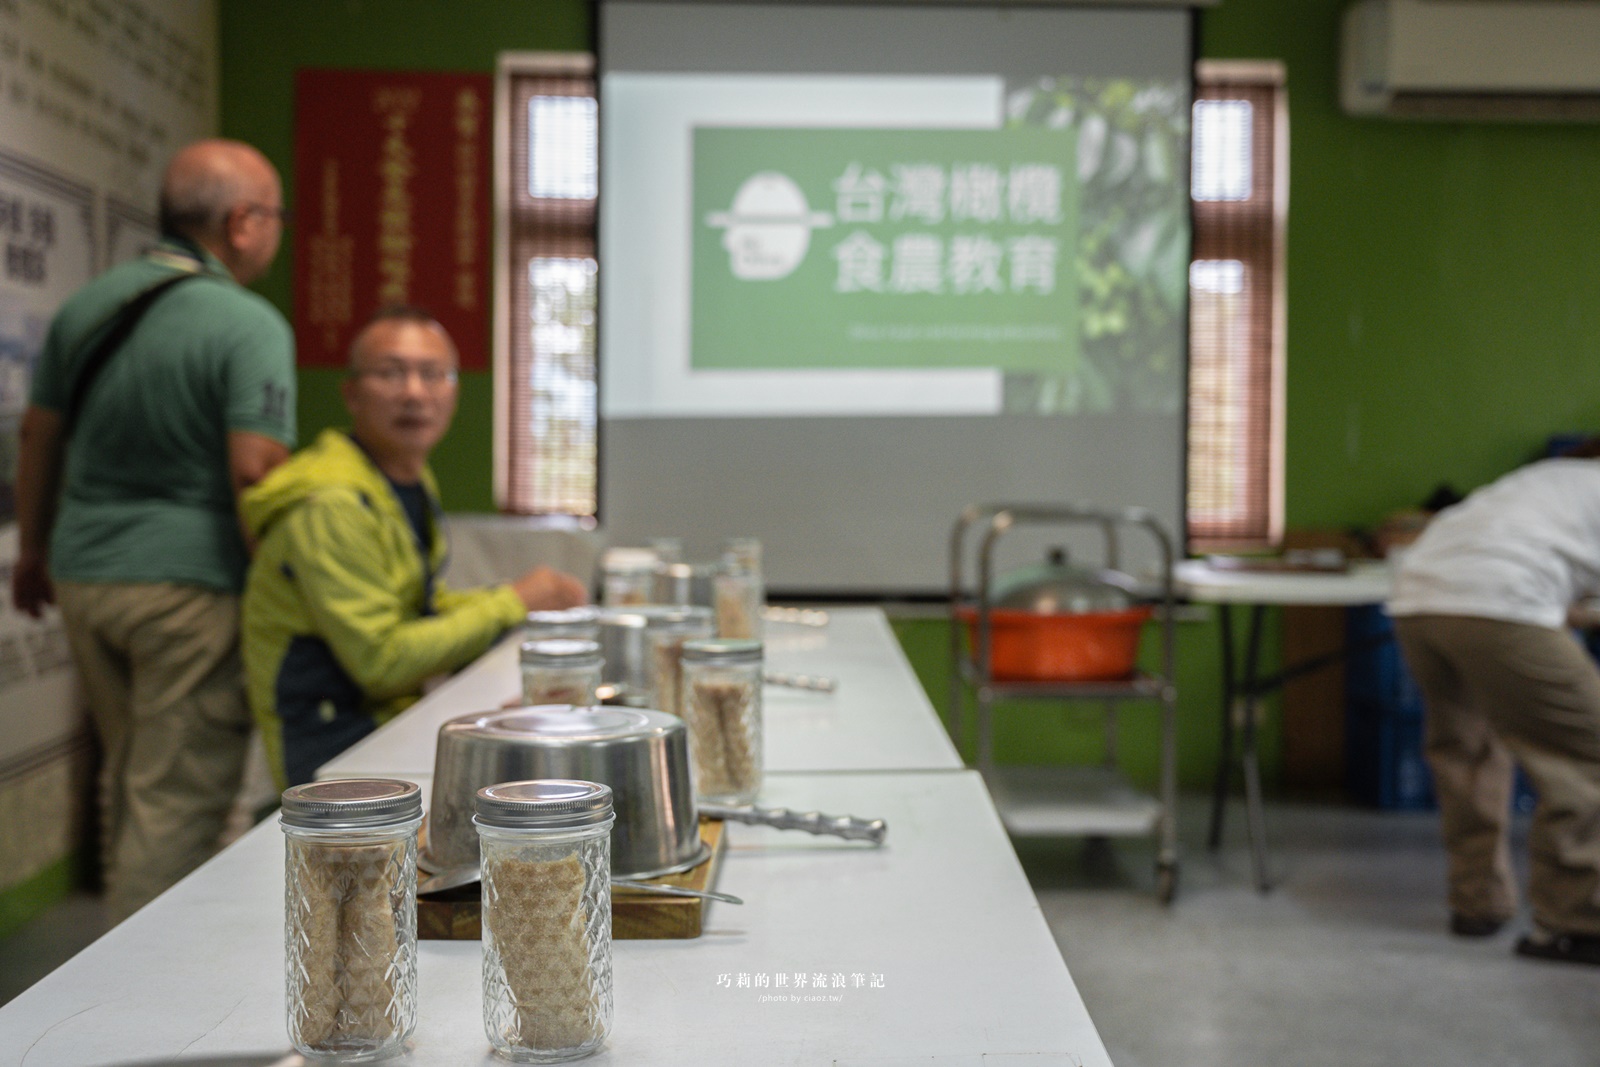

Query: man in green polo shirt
[{"left": 10, "top": 139, "right": 295, "bottom": 921}]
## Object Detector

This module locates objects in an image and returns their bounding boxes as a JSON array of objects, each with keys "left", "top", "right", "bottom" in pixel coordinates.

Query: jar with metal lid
[
  {"left": 476, "top": 780, "right": 615, "bottom": 1062},
  {"left": 714, "top": 538, "right": 764, "bottom": 639},
  {"left": 651, "top": 560, "right": 717, "bottom": 609},
  {"left": 525, "top": 606, "right": 601, "bottom": 643},
  {"left": 644, "top": 606, "right": 715, "bottom": 718},
  {"left": 646, "top": 536, "right": 683, "bottom": 566},
  {"left": 281, "top": 778, "right": 422, "bottom": 1062},
  {"left": 723, "top": 536, "right": 762, "bottom": 574},
  {"left": 599, "top": 547, "right": 657, "bottom": 607},
  {"left": 679, "top": 638, "right": 763, "bottom": 804},
  {"left": 521, "top": 638, "right": 604, "bottom": 706}
]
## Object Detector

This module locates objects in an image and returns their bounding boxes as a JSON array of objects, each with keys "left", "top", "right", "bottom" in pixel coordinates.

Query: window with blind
[
  {"left": 496, "top": 54, "right": 599, "bottom": 516},
  {"left": 1188, "top": 61, "right": 1287, "bottom": 550}
]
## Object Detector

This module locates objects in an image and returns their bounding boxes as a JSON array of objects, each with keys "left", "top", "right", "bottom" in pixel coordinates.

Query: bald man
[{"left": 11, "top": 139, "right": 296, "bottom": 920}]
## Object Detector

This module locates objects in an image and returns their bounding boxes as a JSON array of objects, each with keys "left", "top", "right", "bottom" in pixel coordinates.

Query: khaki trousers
[
  {"left": 56, "top": 581, "right": 252, "bottom": 922},
  {"left": 1395, "top": 614, "right": 1600, "bottom": 934}
]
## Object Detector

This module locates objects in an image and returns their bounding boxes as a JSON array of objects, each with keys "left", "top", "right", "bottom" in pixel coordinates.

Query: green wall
[
  {"left": 218, "top": 0, "right": 592, "bottom": 512},
  {"left": 1203, "top": 0, "right": 1600, "bottom": 526},
  {"left": 215, "top": 0, "right": 1600, "bottom": 793}
]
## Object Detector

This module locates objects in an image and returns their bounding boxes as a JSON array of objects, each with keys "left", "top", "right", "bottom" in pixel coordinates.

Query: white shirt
[{"left": 1388, "top": 458, "right": 1600, "bottom": 629}]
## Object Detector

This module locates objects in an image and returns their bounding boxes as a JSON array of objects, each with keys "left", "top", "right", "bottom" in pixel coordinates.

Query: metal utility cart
[{"left": 949, "top": 503, "right": 1180, "bottom": 902}]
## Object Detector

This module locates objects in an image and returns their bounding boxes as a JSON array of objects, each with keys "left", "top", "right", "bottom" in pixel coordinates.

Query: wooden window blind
[
  {"left": 1188, "top": 61, "right": 1287, "bottom": 550},
  {"left": 497, "top": 55, "right": 599, "bottom": 516}
]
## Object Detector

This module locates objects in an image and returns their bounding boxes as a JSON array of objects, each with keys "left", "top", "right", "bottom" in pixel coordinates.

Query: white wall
[{"left": 0, "top": 0, "right": 217, "bottom": 896}]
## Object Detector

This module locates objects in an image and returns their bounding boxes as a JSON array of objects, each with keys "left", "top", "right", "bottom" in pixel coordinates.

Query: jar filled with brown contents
[
  {"left": 644, "top": 606, "right": 714, "bottom": 719},
  {"left": 521, "top": 638, "right": 604, "bottom": 706},
  {"left": 679, "top": 638, "right": 764, "bottom": 804},
  {"left": 476, "top": 780, "right": 615, "bottom": 1062},
  {"left": 599, "top": 547, "right": 657, "bottom": 606},
  {"left": 714, "top": 538, "right": 764, "bottom": 639},
  {"left": 281, "top": 778, "right": 423, "bottom": 1062}
]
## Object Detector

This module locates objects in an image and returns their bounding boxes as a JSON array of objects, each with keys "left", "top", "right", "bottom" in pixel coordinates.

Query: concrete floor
[
  {"left": 1024, "top": 796, "right": 1600, "bottom": 1067},
  {"left": 0, "top": 890, "right": 109, "bottom": 1008},
  {"left": 4, "top": 795, "right": 1599, "bottom": 1064}
]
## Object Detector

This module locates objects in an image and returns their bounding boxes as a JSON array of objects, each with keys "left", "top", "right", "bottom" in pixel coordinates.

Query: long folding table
[{"left": 0, "top": 607, "right": 1113, "bottom": 1066}]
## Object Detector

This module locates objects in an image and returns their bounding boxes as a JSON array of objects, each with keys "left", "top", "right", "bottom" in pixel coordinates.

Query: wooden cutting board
[{"left": 417, "top": 818, "right": 726, "bottom": 941}]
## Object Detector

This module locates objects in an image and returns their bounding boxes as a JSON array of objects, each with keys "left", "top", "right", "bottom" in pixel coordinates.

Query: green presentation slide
[{"left": 692, "top": 128, "right": 1078, "bottom": 373}]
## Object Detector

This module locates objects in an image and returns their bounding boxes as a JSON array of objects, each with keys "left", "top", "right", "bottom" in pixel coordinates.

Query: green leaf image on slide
[
  {"left": 691, "top": 127, "right": 1078, "bottom": 374},
  {"left": 1002, "top": 77, "right": 1191, "bottom": 415}
]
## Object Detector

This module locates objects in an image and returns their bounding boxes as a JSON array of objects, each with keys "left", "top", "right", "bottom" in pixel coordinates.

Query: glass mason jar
[
  {"left": 714, "top": 539, "right": 764, "bottom": 639},
  {"left": 722, "top": 536, "right": 761, "bottom": 573},
  {"left": 646, "top": 536, "right": 683, "bottom": 567},
  {"left": 679, "top": 638, "right": 764, "bottom": 804},
  {"left": 282, "top": 778, "right": 423, "bottom": 1062},
  {"left": 599, "top": 547, "right": 658, "bottom": 607},
  {"left": 521, "top": 638, "right": 604, "bottom": 706},
  {"left": 477, "top": 780, "right": 616, "bottom": 1063},
  {"left": 643, "top": 606, "right": 714, "bottom": 719},
  {"left": 525, "top": 606, "right": 601, "bottom": 643},
  {"left": 651, "top": 561, "right": 717, "bottom": 609}
]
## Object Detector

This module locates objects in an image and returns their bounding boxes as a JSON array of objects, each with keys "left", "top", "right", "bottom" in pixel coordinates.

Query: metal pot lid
[
  {"left": 601, "top": 546, "right": 659, "bottom": 573},
  {"left": 519, "top": 638, "right": 603, "bottom": 666},
  {"left": 991, "top": 547, "right": 1135, "bottom": 614},
  {"left": 474, "top": 779, "right": 614, "bottom": 829},
  {"left": 448, "top": 704, "right": 682, "bottom": 742},
  {"left": 280, "top": 777, "right": 422, "bottom": 829},
  {"left": 681, "top": 637, "right": 763, "bottom": 664},
  {"left": 526, "top": 605, "right": 600, "bottom": 626}
]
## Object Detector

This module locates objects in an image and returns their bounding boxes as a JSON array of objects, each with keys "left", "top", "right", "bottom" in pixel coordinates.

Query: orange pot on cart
[{"left": 958, "top": 547, "right": 1153, "bottom": 682}]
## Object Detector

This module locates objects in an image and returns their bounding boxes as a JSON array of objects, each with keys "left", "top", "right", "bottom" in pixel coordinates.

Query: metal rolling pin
[
  {"left": 699, "top": 802, "right": 888, "bottom": 845},
  {"left": 765, "top": 672, "right": 838, "bottom": 693}
]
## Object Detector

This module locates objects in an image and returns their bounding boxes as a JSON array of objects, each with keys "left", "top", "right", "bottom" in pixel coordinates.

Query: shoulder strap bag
[{"left": 62, "top": 268, "right": 203, "bottom": 434}]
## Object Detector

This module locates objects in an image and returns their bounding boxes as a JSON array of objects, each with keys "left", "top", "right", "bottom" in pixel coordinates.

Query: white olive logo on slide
[{"left": 706, "top": 172, "right": 834, "bottom": 281}]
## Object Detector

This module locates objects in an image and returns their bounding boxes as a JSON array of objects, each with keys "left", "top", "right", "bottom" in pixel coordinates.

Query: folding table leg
[
  {"left": 1208, "top": 603, "right": 1237, "bottom": 849},
  {"left": 1241, "top": 604, "right": 1272, "bottom": 892}
]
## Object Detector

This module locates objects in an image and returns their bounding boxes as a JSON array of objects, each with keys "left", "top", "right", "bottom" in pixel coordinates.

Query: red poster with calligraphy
[{"left": 293, "top": 68, "right": 491, "bottom": 370}]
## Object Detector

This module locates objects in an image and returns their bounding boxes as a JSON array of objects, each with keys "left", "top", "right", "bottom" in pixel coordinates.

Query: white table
[
  {"left": 0, "top": 771, "right": 1110, "bottom": 1066},
  {"left": 1173, "top": 558, "right": 1393, "bottom": 607},
  {"left": 318, "top": 607, "right": 962, "bottom": 779},
  {"left": 1174, "top": 559, "right": 1394, "bottom": 891}
]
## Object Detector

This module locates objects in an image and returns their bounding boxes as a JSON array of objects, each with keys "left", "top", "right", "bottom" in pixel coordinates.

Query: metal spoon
[
  {"left": 417, "top": 864, "right": 480, "bottom": 896},
  {"left": 418, "top": 863, "right": 742, "bottom": 905},
  {"left": 611, "top": 880, "right": 743, "bottom": 905}
]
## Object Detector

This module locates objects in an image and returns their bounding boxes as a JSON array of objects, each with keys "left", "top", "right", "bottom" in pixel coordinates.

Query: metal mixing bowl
[{"left": 425, "top": 704, "right": 708, "bottom": 879}]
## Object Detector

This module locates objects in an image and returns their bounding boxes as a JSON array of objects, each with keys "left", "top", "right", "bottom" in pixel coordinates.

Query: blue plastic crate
[
  {"left": 1347, "top": 697, "right": 1435, "bottom": 810},
  {"left": 1345, "top": 605, "right": 1425, "bottom": 717}
]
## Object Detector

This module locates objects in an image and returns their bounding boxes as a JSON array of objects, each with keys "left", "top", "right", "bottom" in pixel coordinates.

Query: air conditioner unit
[{"left": 1341, "top": 0, "right": 1600, "bottom": 120}]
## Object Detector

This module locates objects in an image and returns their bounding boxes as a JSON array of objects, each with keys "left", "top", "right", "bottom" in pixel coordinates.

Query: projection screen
[{"left": 599, "top": 2, "right": 1192, "bottom": 594}]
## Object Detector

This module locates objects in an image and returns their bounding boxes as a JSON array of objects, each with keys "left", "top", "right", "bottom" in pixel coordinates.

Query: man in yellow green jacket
[{"left": 241, "top": 307, "right": 586, "bottom": 787}]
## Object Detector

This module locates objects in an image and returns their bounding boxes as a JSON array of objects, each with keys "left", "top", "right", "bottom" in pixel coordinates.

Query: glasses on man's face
[
  {"left": 245, "top": 203, "right": 292, "bottom": 224},
  {"left": 355, "top": 363, "right": 459, "bottom": 390}
]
